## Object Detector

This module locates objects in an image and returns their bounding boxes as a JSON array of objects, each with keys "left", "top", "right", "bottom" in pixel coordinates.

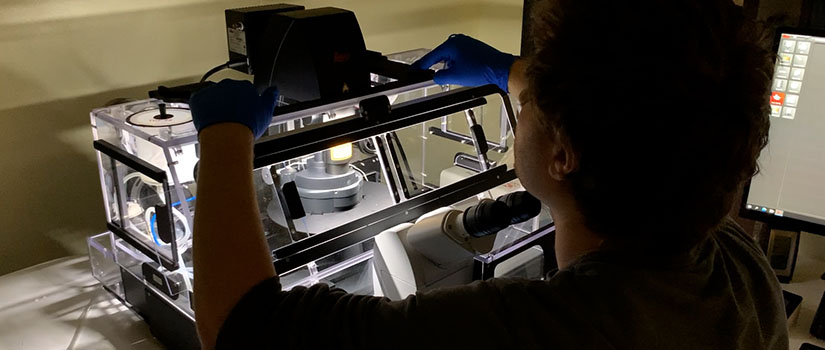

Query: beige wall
[
  {"left": 0, "top": 0, "right": 522, "bottom": 275},
  {"left": 472, "top": 0, "right": 523, "bottom": 53}
]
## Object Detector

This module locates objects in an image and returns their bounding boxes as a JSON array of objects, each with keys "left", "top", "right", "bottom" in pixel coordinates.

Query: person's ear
[{"left": 547, "top": 138, "right": 577, "bottom": 181}]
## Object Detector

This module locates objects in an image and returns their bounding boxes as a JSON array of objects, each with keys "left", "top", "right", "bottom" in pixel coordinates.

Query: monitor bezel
[{"left": 738, "top": 26, "right": 825, "bottom": 235}]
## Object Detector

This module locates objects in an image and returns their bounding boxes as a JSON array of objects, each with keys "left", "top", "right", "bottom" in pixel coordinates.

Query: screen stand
[{"left": 766, "top": 227, "right": 801, "bottom": 283}]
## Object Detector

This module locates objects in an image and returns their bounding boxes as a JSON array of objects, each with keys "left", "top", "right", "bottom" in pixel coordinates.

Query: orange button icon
[{"left": 770, "top": 91, "right": 786, "bottom": 105}]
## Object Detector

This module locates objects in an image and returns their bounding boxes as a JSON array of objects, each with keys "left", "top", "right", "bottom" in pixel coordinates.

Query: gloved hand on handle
[
  {"left": 189, "top": 79, "right": 279, "bottom": 140},
  {"left": 411, "top": 34, "right": 517, "bottom": 93}
]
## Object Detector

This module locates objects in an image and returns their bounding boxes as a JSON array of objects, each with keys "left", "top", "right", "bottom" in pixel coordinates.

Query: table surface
[
  {"left": 4, "top": 234, "right": 825, "bottom": 350},
  {"left": 784, "top": 233, "right": 825, "bottom": 350},
  {"left": 0, "top": 256, "right": 162, "bottom": 350}
]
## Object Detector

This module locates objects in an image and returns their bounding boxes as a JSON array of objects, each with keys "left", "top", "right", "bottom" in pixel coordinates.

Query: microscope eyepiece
[
  {"left": 463, "top": 200, "right": 512, "bottom": 238},
  {"left": 497, "top": 191, "right": 542, "bottom": 225},
  {"left": 461, "top": 192, "right": 542, "bottom": 239}
]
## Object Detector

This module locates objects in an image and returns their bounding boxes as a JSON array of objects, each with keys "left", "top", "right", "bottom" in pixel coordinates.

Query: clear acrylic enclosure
[
  {"left": 255, "top": 83, "right": 518, "bottom": 265},
  {"left": 88, "top": 232, "right": 123, "bottom": 298},
  {"left": 89, "top": 49, "right": 545, "bottom": 316},
  {"left": 95, "top": 149, "right": 193, "bottom": 270}
]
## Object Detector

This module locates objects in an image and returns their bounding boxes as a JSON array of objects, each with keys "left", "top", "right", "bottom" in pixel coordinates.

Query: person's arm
[
  {"left": 193, "top": 123, "right": 276, "bottom": 349},
  {"left": 189, "top": 80, "right": 278, "bottom": 349}
]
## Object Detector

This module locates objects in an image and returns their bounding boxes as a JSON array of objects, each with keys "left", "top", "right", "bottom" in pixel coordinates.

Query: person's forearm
[
  {"left": 508, "top": 58, "right": 528, "bottom": 99},
  {"left": 193, "top": 123, "right": 276, "bottom": 349}
]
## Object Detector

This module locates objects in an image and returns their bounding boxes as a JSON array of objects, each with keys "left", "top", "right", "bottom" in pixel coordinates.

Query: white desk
[
  {"left": 785, "top": 233, "right": 825, "bottom": 350},
  {"left": 0, "top": 256, "right": 162, "bottom": 350},
  {"left": 3, "top": 235, "right": 825, "bottom": 349}
]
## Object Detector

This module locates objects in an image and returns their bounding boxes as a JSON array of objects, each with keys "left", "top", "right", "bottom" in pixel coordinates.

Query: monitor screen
[{"left": 742, "top": 29, "right": 825, "bottom": 234}]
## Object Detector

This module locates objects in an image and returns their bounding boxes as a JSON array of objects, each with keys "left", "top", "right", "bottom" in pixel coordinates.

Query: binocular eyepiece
[{"left": 462, "top": 191, "right": 542, "bottom": 238}]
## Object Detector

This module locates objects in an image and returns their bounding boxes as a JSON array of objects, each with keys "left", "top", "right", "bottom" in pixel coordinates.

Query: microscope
[{"left": 374, "top": 191, "right": 541, "bottom": 300}]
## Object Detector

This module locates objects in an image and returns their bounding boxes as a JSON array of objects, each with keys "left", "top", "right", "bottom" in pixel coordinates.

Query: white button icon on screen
[
  {"left": 774, "top": 79, "right": 788, "bottom": 91},
  {"left": 791, "top": 68, "right": 805, "bottom": 80},
  {"left": 785, "top": 94, "right": 799, "bottom": 107},
  {"left": 781, "top": 54, "right": 793, "bottom": 65},
  {"left": 793, "top": 55, "right": 809, "bottom": 67},
  {"left": 782, "top": 107, "right": 796, "bottom": 119},
  {"left": 797, "top": 42, "right": 811, "bottom": 54},
  {"left": 771, "top": 105, "right": 782, "bottom": 118},
  {"left": 788, "top": 81, "right": 803, "bottom": 93},
  {"left": 783, "top": 40, "right": 797, "bottom": 53},
  {"left": 776, "top": 66, "right": 791, "bottom": 79}
]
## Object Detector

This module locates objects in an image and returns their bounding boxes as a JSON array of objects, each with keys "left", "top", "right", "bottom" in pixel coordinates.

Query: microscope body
[{"left": 374, "top": 206, "right": 497, "bottom": 300}]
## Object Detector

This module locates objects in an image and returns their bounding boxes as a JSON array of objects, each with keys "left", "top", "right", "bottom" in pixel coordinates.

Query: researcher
[{"left": 189, "top": 0, "right": 788, "bottom": 348}]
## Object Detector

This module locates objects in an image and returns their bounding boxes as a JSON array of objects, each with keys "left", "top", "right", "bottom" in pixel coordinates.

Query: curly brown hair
[{"left": 525, "top": 0, "right": 773, "bottom": 251}]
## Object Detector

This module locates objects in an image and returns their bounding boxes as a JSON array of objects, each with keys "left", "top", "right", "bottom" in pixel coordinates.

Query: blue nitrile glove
[
  {"left": 189, "top": 79, "right": 278, "bottom": 139},
  {"left": 411, "top": 34, "right": 517, "bottom": 93}
]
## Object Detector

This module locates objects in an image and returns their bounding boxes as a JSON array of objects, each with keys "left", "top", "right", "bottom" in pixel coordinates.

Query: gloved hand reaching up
[
  {"left": 189, "top": 79, "right": 279, "bottom": 139},
  {"left": 411, "top": 34, "right": 517, "bottom": 93}
]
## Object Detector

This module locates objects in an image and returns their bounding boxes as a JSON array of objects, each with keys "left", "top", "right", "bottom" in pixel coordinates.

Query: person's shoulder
[{"left": 709, "top": 216, "right": 764, "bottom": 257}]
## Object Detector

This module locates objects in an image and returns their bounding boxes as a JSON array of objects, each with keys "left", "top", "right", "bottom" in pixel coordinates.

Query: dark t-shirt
[{"left": 216, "top": 217, "right": 788, "bottom": 349}]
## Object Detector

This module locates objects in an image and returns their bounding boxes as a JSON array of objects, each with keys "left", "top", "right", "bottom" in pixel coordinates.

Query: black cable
[
  {"left": 384, "top": 134, "right": 411, "bottom": 198},
  {"left": 200, "top": 61, "right": 246, "bottom": 83},
  {"left": 200, "top": 63, "right": 228, "bottom": 83},
  {"left": 390, "top": 132, "right": 421, "bottom": 192}
]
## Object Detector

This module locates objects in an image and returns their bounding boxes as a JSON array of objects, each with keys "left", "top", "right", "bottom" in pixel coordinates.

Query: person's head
[{"left": 515, "top": 0, "right": 772, "bottom": 252}]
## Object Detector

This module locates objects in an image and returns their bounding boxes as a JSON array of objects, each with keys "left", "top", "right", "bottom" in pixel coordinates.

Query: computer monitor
[{"left": 740, "top": 28, "right": 825, "bottom": 236}]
